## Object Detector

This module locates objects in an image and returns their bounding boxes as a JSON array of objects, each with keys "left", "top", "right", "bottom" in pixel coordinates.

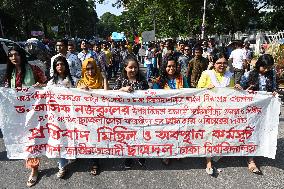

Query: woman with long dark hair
[
  {"left": 152, "top": 55, "right": 189, "bottom": 166},
  {"left": 240, "top": 54, "right": 277, "bottom": 92},
  {"left": 5, "top": 45, "right": 46, "bottom": 88},
  {"left": 238, "top": 54, "right": 277, "bottom": 175},
  {"left": 113, "top": 54, "right": 148, "bottom": 92},
  {"left": 153, "top": 55, "right": 189, "bottom": 90},
  {"left": 47, "top": 56, "right": 75, "bottom": 87},
  {"left": 47, "top": 56, "right": 76, "bottom": 179},
  {"left": 113, "top": 54, "right": 148, "bottom": 169},
  {"left": 5, "top": 45, "right": 47, "bottom": 187}
]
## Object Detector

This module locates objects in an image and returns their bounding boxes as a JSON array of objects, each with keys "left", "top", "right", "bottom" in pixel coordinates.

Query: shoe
[
  {"left": 26, "top": 172, "right": 38, "bottom": 187},
  {"left": 137, "top": 159, "right": 146, "bottom": 167},
  {"left": 124, "top": 159, "right": 132, "bottom": 170},
  {"left": 206, "top": 167, "right": 219, "bottom": 177},
  {"left": 248, "top": 161, "right": 262, "bottom": 175},
  {"left": 57, "top": 168, "right": 67, "bottom": 179},
  {"left": 90, "top": 165, "right": 100, "bottom": 176}
]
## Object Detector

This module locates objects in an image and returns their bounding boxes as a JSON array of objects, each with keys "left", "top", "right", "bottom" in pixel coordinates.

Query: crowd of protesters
[{"left": 1, "top": 36, "right": 278, "bottom": 187}]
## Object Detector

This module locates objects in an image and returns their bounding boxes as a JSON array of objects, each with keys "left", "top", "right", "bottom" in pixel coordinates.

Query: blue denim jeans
[
  {"left": 146, "top": 64, "right": 153, "bottom": 81},
  {"left": 58, "top": 158, "right": 68, "bottom": 169}
]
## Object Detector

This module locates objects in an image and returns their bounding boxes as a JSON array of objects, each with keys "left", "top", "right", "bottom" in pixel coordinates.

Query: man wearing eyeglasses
[
  {"left": 178, "top": 44, "right": 193, "bottom": 87},
  {"left": 50, "top": 39, "right": 81, "bottom": 81}
]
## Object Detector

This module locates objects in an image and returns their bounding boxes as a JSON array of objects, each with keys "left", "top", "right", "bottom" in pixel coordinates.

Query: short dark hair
[
  {"left": 68, "top": 41, "right": 75, "bottom": 46},
  {"left": 213, "top": 52, "right": 228, "bottom": 63},
  {"left": 194, "top": 45, "right": 203, "bottom": 52},
  {"left": 81, "top": 40, "right": 90, "bottom": 45},
  {"left": 57, "top": 39, "right": 68, "bottom": 47}
]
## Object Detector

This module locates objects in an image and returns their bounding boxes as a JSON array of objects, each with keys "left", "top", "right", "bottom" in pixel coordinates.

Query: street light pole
[
  {"left": 153, "top": 18, "right": 156, "bottom": 40},
  {"left": 68, "top": 7, "right": 71, "bottom": 37},
  {"left": 0, "top": 18, "right": 4, "bottom": 37},
  {"left": 201, "top": 0, "right": 207, "bottom": 39}
]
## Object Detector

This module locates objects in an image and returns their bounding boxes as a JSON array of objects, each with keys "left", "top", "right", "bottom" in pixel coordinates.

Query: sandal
[
  {"left": 248, "top": 161, "right": 262, "bottom": 175},
  {"left": 90, "top": 165, "right": 100, "bottom": 176},
  {"left": 57, "top": 168, "right": 67, "bottom": 178},
  {"left": 161, "top": 158, "right": 170, "bottom": 166},
  {"left": 205, "top": 167, "right": 214, "bottom": 175},
  {"left": 206, "top": 167, "right": 219, "bottom": 177},
  {"left": 26, "top": 172, "right": 38, "bottom": 187}
]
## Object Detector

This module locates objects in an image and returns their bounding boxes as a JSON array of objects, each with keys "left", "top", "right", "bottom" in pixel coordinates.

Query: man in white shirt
[
  {"left": 50, "top": 39, "right": 81, "bottom": 81},
  {"left": 77, "top": 40, "right": 94, "bottom": 63},
  {"left": 145, "top": 44, "right": 153, "bottom": 81},
  {"left": 229, "top": 41, "right": 247, "bottom": 84},
  {"left": 242, "top": 41, "right": 253, "bottom": 70}
]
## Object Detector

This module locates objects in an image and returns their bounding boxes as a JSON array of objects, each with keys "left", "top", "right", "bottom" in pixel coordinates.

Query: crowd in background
[{"left": 1, "top": 37, "right": 278, "bottom": 187}]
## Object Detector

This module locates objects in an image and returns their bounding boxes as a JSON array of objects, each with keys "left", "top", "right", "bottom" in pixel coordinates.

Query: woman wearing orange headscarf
[
  {"left": 77, "top": 58, "right": 108, "bottom": 176},
  {"left": 77, "top": 58, "right": 108, "bottom": 90}
]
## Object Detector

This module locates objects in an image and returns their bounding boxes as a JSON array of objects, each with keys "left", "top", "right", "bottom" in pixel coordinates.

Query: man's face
[
  {"left": 56, "top": 42, "right": 66, "bottom": 54},
  {"left": 81, "top": 41, "right": 88, "bottom": 50},
  {"left": 103, "top": 44, "right": 108, "bottom": 50},
  {"left": 94, "top": 45, "right": 101, "bottom": 52},
  {"left": 68, "top": 45, "right": 75, "bottom": 53},
  {"left": 184, "top": 47, "right": 191, "bottom": 56},
  {"left": 194, "top": 50, "right": 202, "bottom": 58},
  {"left": 179, "top": 43, "right": 185, "bottom": 52},
  {"left": 209, "top": 40, "right": 215, "bottom": 47}
]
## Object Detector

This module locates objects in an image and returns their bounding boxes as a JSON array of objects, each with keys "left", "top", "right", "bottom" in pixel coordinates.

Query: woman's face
[
  {"left": 55, "top": 61, "right": 66, "bottom": 76},
  {"left": 214, "top": 57, "right": 228, "bottom": 73},
  {"left": 259, "top": 65, "right": 273, "bottom": 75},
  {"left": 166, "top": 60, "right": 176, "bottom": 76},
  {"left": 8, "top": 50, "right": 21, "bottom": 65},
  {"left": 125, "top": 60, "right": 138, "bottom": 79},
  {"left": 86, "top": 62, "right": 96, "bottom": 77}
]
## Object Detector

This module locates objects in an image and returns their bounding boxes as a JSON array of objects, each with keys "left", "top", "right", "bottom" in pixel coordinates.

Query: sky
[{"left": 96, "top": 0, "right": 124, "bottom": 18}]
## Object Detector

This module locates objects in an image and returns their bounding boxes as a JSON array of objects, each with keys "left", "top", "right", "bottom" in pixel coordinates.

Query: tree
[
  {"left": 104, "top": 0, "right": 284, "bottom": 37},
  {"left": 0, "top": 0, "right": 98, "bottom": 39},
  {"left": 97, "top": 12, "right": 119, "bottom": 38}
]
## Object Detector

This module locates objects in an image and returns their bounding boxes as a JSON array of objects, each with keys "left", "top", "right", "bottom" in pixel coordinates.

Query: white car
[{"left": 0, "top": 38, "right": 46, "bottom": 85}]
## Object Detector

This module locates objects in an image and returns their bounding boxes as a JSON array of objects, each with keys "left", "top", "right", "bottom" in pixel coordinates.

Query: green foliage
[
  {"left": 97, "top": 12, "right": 119, "bottom": 38},
  {"left": 1, "top": 0, "right": 284, "bottom": 40},
  {"left": 106, "top": 0, "right": 284, "bottom": 38},
  {"left": 0, "top": 0, "right": 97, "bottom": 39}
]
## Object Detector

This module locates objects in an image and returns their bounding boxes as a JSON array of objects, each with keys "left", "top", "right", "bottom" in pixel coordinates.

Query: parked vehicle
[{"left": 0, "top": 38, "right": 46, "bottom": 86}]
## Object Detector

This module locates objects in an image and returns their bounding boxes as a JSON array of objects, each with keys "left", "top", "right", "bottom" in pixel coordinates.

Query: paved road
[
  {"left": 0, "top": 108, "right": 284, "bottom": 189},
  {"left": 0, "top": 67, "right": 284, "bottom": 189}
]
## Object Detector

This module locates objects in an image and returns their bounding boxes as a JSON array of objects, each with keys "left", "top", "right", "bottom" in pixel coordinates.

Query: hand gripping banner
[{"left": 0, "top": 87, "right": 280, "bottom": 159}]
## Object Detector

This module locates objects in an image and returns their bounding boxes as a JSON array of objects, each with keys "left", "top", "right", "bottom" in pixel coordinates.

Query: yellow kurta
[
  {"left": 103, "top": 49, "right": 112, "bottom": 66},
  {"left": 197, "top": 69, "right": 235, "bottom": 88}
]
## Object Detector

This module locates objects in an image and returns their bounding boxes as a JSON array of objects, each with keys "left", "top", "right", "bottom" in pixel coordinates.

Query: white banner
[
  {"left": 0, "top": 87, "right": 280, "bottom": 159},
  {"left": 142, "top": 30, "right": 155, "bottom": 42}
]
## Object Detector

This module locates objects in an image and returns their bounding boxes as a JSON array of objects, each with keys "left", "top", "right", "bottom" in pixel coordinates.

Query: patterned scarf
[{"left": 162, "top": 74, "right": 184, "bottom": 89}]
